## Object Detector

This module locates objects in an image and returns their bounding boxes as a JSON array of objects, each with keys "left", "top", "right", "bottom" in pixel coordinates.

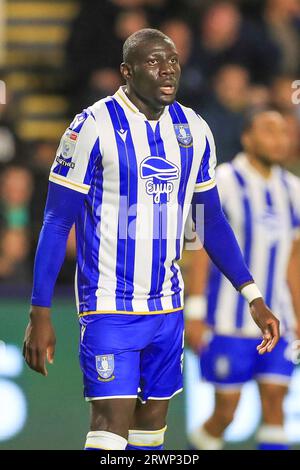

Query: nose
[{"left": 159, "top": 60, "right": 175, "bottom": 76}]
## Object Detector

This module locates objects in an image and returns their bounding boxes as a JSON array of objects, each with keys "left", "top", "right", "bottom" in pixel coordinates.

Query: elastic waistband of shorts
[{"left": 78, "top": 306, "right": 184, "bottom": 317}]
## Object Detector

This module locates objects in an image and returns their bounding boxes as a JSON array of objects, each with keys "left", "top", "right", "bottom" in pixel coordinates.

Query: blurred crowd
[{"left": 1, "top": 0, "right": 300, "bottom": 286}]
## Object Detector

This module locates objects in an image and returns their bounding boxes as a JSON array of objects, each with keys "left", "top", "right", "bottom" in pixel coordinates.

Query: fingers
[
  {"left": 186, "top": 337, "right": 201, "bottom": 354},
  {"left": 23, "top": 342, "right": 47, "bottom": 376},
  {"left": 266, "top": 335, "right": 278, "bottom": 353},
  {"left": 186, "top": 332, "right": 209, "bottom": 354},
  {"left": 47, "top": 345, "right": 55, "bottom": 364},
  {"left": 36, "top": 349, "right": 48, "bottom": 375},
  {"left": 257, "top": 320, "right": 280, "bottom": 354},
  {"left": 257, "top": 337, "right": 269, "bottom": 355},
  {"left": 264, "top": 331, "right": 279, "bottom": 353},
  {"left": 267, "top": 320, "right": 280, "bottom": 351}
]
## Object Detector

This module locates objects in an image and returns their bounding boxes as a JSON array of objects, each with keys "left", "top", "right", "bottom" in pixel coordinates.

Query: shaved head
[
  {"left": 120, "top": 27, "right": 180, "bottom": 119},
  {"left": 122, "top": 28, "right": 175, "bottom": 64}
]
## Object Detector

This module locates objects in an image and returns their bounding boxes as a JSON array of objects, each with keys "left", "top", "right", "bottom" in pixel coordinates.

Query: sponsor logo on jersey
[
  {"left": 96, "top": 354, "right": 115, "bottom": 382},
  {"left": 55, "top": 155, "right": 75, "bottom": 169},
  {"left": 116, "top": 128, "right": 128, "bottom": 142},
  {"left": 140, "top": 156, "right": 179, "bottom": 203}
]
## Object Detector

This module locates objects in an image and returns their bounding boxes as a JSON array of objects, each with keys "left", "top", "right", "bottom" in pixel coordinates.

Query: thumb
[{"left": 47, "top": 345, "right": 55, "bottom": 364}]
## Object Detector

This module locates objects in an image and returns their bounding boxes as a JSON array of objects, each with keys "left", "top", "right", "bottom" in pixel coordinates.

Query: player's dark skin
[
  {"left": 120, "top": 37, "right": 181, "bottom": 120},
  {"left": 23, "top": 35, "right": 280, "bottom": 440}
]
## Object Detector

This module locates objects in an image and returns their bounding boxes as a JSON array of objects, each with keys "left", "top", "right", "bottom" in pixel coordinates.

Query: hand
[
  {"left": 249, "top": 298, "right": 280, "bottom": 354},
  {"left": 23, "top": 306, "right": 56, "bottom": 376},
  {"left": 185, "top": 319, "right": 212, "bottom": 354}
]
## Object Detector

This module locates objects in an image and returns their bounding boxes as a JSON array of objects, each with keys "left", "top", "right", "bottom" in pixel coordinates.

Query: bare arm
[
  {"left": 187, "top": 247, "right": 210, "bottom": 296},
  {"left": 184, "top": 247, "right": 212, "bottom": 353}
]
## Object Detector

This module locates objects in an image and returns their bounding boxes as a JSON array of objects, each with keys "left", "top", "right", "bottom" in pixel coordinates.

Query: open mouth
[{"left": 159, "top": 85, "right": 176, "bottom": 95}]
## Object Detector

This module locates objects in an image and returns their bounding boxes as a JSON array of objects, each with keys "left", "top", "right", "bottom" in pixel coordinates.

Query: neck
[
  {"left": 246, "top": 153, "right": 273, "bottom": 179},
  {"left": 124, "top": 86, "right": 165, "bottom": 120},
  {"left": 265, "top": 5, "right": 290, "bottom": 24}
]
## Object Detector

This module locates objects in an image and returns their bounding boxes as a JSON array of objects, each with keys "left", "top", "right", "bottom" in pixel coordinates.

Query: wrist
[
  {"left": 184, "top": 295, "right": 207, "bottom": 320},
  {"left": 240, "top": 283, "right": 263, "bottom": 304},
  {"left": 30, "top": 305, "right": 51, "bottom": 320}
]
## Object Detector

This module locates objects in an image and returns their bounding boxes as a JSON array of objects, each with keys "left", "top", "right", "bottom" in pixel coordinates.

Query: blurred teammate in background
[
  {"left": 186, "top": 109, "right": 300, "bottom": 450},
  {"left": 23, "top": 29, "right": 280, "bottom": 451}
]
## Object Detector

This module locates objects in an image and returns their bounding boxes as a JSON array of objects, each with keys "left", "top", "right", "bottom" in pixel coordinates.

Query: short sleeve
[
  {"left": 194, "top": 117, "right": 217, "bottom": 193},
  {"left": 281, "top": 172, "right": 300, "bottom": 240},
  {"left": 290, "top": 177, "right": 300, "bottom": 239},
  {"left": 49, "top": 109, "right": 101, "bottom": 194},
  {"left": 214, "top": 163, "right": 232, "bottom": 210}
]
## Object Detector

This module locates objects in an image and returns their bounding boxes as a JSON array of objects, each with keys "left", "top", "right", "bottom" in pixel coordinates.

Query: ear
[
  {"left": 120, "top": 62, "right": 132, "bottom": 82},
  {"left": 241, "top": 132, "right": 250, "bottom": 150}
]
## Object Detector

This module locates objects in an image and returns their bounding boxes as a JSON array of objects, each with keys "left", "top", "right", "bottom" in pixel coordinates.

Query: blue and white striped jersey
[
  {"left": 50, "top": 86, "right": 216, "bottom": 316},
  {"left": 206, "top": 153, "right": 300, "bottom": 337}
]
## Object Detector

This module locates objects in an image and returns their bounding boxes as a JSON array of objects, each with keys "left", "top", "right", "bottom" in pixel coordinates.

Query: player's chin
[
  {"left": 157, "top": 91, "right": 177, "bottom": 105},
  {"left": 270, "top": 154, "right": 286, "bottom": 165}
]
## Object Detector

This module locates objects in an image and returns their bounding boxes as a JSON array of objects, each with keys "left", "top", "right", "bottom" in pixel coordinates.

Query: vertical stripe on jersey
[
  {"left": 264, "top": 189, "right": 278, "bottom": 307},
  {"left": 76, "top": 140, "right": 102, "bottom": 312},
  {"left": 231, "top": 167, "right": 253, "bottom": 329},
  {"left": 83, "top": 138, "right": 102, "bottom": 186},
  {"left": 105, "top": 99, "right": 138, "bottom": 310},
  {"left": 84, "top": 163, "right": 104, "bottom": 312},
  {"left": 196, "top": 137, "right": 211, "bottom": 184},
  {"left": 280, "top": 170, "right": 300, "bottom": 229},
  {"left": 169, "top": 102, "right": 194, "bottom": 308},
  {"left": 145, "top": 121, "right": 167, "bottom": 311}
]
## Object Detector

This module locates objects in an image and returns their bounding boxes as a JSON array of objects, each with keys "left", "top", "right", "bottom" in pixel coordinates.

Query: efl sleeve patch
[{"left": 49, "top": 111, "right": 101, "bottom": 193}]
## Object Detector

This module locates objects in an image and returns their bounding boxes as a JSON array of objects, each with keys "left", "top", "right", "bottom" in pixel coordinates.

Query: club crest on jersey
[
  {"left": 140, "top": 156, "right": 179, "bottom": 204},
  {"left": 214, "top": 356, "right": 230, "bottom": 379},
  {"left": 174, "top": 124, "right": 193, "bottom": 147},
  {"left": 257, "top": 210, "right": 283, "bottom": 244},
  {"left": 96, "top": 355, "right": 115, "bottom": 382}
]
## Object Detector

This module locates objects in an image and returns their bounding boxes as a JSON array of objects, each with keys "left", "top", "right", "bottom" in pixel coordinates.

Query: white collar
[
  {"left": 113, "top": 86, "right": 169, "bottom": 122},
  {"left": 234, "top": 152, "right": 279, "bottom": 184}
]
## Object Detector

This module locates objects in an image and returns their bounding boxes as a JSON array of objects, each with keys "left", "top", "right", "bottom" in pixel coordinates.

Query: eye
[
  {"left": 147, "top": 58, "right": 158, "bottom": 65},
  {"left": 170, "top": 57, "right": 178, "bottom": 64}
]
